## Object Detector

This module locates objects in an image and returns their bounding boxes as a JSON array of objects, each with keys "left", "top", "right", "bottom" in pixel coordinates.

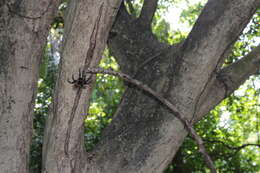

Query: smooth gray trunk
[
  {"left": 42, "top": 0, "right": 121, "bottom": 172},
  {"left": 0, "top": 1, "right": 60, "bottom": 172}
]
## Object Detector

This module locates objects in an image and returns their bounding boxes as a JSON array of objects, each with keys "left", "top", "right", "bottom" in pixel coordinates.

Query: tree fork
[{"left": 84, "top": 67, "right": 217, "bottom": 173}]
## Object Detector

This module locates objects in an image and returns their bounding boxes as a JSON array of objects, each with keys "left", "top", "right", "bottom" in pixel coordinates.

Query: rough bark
[
  {"left": 0, "top": 1, "right": 60, "bottom": 172},
  {"left": 41, "top": 0, "right": 121, "bottom": 172},
  {"left": 90, "top": 0, "right": 260, "bottom": 172},
  {"left": 195, "top": 45, "right": 260, "bottom": 123},
  {"left": 85, "top": 67, "right": 216, "bottom": 172},
  {"left": 2, "top": 0, "right": 258, "bottom": 172}
]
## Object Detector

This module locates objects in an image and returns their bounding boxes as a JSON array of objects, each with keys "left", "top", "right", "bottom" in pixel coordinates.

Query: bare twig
[
  {"left": 204, "top": 139, "right": 260, "bottom": 158},
  {"left": 85, "top": 67, "right": 217, "bottom": 173},
  {"left": 205, "top": 139, "right": 260, "bottom": 151}
]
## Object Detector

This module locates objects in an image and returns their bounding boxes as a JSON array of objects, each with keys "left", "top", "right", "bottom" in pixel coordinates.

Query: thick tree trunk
[
  {"left": 91, "top": 0, "right": 259, "bottom": 172},
  {"left": 42, "top": 0, "right": 121, "bottom": 172},
  {"left": 1, "top": 0, "right": 259, "bottom": 172},
  {"left": 0, "top": 0, "right": 60, "bottom": 172}
]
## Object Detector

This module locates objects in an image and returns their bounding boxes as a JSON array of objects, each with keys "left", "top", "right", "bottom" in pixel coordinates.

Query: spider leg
[
  {"left": 67, "top": 79, "right": 74, "bottom": 84},
  {"left": 72, "top": 74, "right": 76, "bottom": 81},
  {"left": 79, "top": 68, "right": 83, "bottom": 79},
  {"left": 67, "top": 74, "right": 76, "bottom": 84},
  {"left": 82, "top": 69, "right": 87, "bottom": 80},
  {"left": 84, "top": 75, "right": 92, "bottom": 85}
]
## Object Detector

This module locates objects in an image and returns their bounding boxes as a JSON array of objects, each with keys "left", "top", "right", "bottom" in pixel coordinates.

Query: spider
[{"left": 67, "top": 68, "right": 92, "bottom": 89}]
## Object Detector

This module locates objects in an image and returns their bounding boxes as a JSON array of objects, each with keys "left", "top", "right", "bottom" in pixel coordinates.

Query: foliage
[
  {"left": 29, "top": 46, "right": 58, "bottom": 173},
  {"left": 179, "top": 1, "right": 205, "bottom": 27},
  {"left": 29, "top": 0, "right": 260, "bottom": 172},
  {"left": 85, "top": 49, "right": 124, "bottom": 151},
  {"left": 225, "top": 10, "right": 260, "bottom": 65},
  {"left": 165, "top": 77, "right": 260, "bottom": 172},
  {"left": 164, "top": 3, "right": 260, "bottom": 172},
  {"left": 29, "top": 16, "right": 62, "bottom": 173}
]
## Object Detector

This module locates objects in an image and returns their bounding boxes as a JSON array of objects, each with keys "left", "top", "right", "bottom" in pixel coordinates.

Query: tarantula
[{"left": 67, "top": 68, "right": 92, "bottom": 89}]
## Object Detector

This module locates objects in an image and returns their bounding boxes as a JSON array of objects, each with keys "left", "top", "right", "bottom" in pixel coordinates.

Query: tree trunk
[
  {"left": 1, "top": 0, "right": 259, "bottom": 172},
  {"left": 0, "top": 0, "right": 60, "bottom": 172},
  {"left": 91, "top": 0, "right": 259, "bottom": 172},
  {"left": 42, "top": 0, "right": 121, "bottom": 172},
  {"left": 42, "top": 0, "right": 260, "bottom": 172}
]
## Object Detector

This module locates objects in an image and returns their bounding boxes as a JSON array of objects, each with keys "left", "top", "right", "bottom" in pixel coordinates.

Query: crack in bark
[
  {"left": 191, "top": 35, "right": 239, "bottom": 123},
  {"left": 191, "top": 70, "right": 216, "bottom": 123},
  {"left": 64, "top": 3, "right": 104, "bottom": 156},
  {"left": 83, "top": 3, "right": 104, "bottom": 67},
  {"left": 216, "top": 73, "right": 231, "bottom": 98},
  {"left": 64, "top": 88, "right": 82, "bottom": 155}
]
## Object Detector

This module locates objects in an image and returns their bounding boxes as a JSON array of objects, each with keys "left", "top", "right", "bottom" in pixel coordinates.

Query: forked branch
[
  {"left": 195, "top": 45, "right": 260, "bottom": 122},
  {"left": 85, "top": 67, "right": 217, "bottom": 173}
]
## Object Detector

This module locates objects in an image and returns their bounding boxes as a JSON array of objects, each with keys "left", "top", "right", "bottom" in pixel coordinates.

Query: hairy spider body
[{"left": 67, "top": 68, "right": 92, "bottom": 89}]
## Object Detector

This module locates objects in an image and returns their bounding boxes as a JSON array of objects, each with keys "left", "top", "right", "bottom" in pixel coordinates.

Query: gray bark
[
  {"left": 91, "top": 0, "right": 260, "bottom": 172},
  {"left": 0, "top": 0, "right": 60, "bottom": 173},
  {"left": 42, "top": 0, "right": 121, "bottom": 172},
  {"left": 195, "top": 45, "right": 260, "bottom": 123},
  {"left": 2, "top": 0, "right": 258, "bottom": 172},
  {"left": 41, "top": 0, "right": 259, "bottom": 172}
]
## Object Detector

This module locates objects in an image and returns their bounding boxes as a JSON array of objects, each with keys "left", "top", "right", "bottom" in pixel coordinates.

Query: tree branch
[
  {"left": 176, "top": 0, "right": 259, "bottom": 105},
  {"left": 182, "top": 0, "right": 259, "bottom": 67},
  {"left": 218, "top": 45, "right": 260, "bottom": 92},
  {"left": 205, "top": 139, "right": 260, "bottom": 157},
  {"left": 85, "top": 67, "right": 217, "bottom": 173},
  {"left": 204, "top": 139, "right": 260, "bottom": 151},
  {"left": 139, "top": 0, "right": 158, "bottom": 28},
  {"left": 195, "top": 45, "right": 260, "bottom": 122}
]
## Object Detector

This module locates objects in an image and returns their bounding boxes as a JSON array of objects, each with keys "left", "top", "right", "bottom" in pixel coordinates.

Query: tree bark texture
[
  {"left": 1, "top": 0, "right": 259, "bottom": 172},
  {"left": 91, "top": 0, "right": 260, "bottom": 172},
  {"left": 0, "top": 0, "right": 60, "bottom": 172},
  {"left": 42, "top": 0, "right": 121, "bottom": 172}
]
